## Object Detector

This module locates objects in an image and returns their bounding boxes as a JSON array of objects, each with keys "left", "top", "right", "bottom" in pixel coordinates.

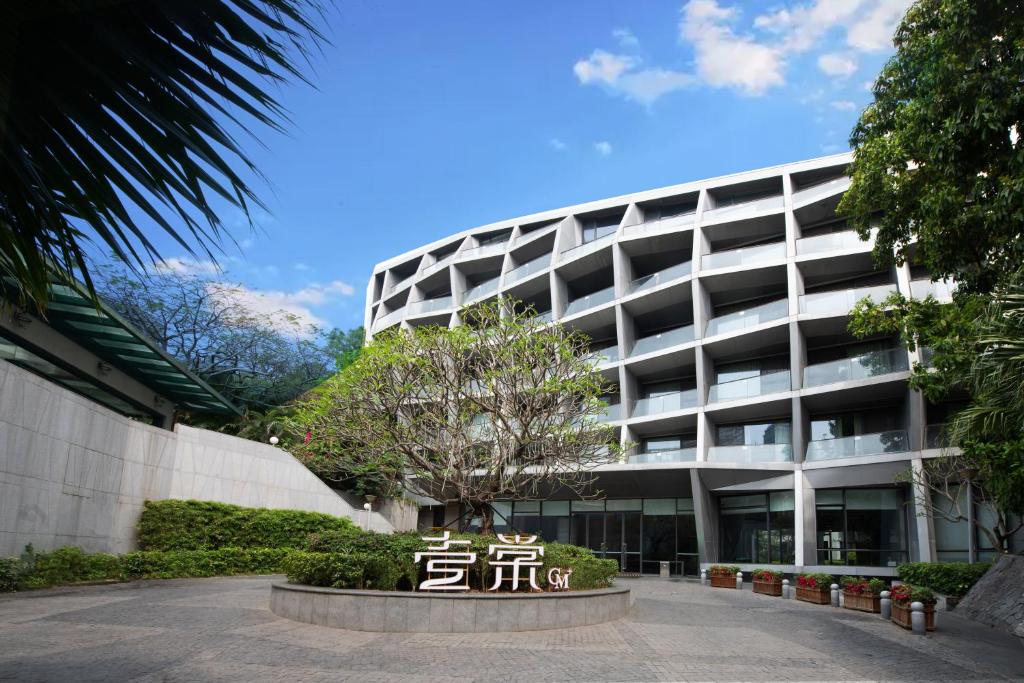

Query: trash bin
[{"left": 659, "top": 561, "right": 670, "bottom": 578}]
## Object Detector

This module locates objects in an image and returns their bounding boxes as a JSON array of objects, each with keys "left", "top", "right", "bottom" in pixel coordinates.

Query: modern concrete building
[{"left": 364, "top": 152, "right": 1014, "bottom": 577}]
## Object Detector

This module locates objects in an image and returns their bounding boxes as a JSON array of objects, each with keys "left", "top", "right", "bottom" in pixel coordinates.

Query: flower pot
[
  {"left": 710, "top": 575, "right": 736, "bottom": 588},
  {"left": 753, "top": 579, "right": 782, "bottom": 596},
  {"left": 892, "top": 601, "right": 936, "bottom": 631},
  {"left": 842, "top": 590, "right": 880, "bottom": 613},
  {"left": 796, "top": 586, "right": 831, "bottom": 604}
]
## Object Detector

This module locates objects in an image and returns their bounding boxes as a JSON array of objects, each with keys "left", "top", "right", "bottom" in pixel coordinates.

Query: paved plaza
[{"left": 0, "top": 576, "right": 1021, "bottom": 682}]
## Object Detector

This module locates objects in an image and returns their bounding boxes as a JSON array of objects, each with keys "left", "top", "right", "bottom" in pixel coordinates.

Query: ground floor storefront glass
[
  {"left": 494, "top": 498, "right": 699, "bottom": 575},
  {"left": 815, "top": 487, "right": 908, "bottom": 567},
  {"left": 719, "top": 492, "right": 795, "bottom": 564}
]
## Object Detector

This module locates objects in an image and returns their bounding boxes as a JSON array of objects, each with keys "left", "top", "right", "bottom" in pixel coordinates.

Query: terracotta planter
[
  {"left": 710, "top": 575, "right": 736, "bottom": 588},
  {"left": 892, "top": 601, "right": 937, "bottom": 631},
  {"left": 753, "top": 579, "right": 782, "bottom": 596},
  {"left": 796, "top": 586, "right": 831, "bottom": 604},
  {"left": 842, "top": 590, "right": 880, "bottom": 613}
]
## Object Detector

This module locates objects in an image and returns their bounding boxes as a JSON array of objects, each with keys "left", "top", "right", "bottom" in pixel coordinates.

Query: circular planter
[{"left": 270, "top": 582, "right": 631, "bottom": 633}]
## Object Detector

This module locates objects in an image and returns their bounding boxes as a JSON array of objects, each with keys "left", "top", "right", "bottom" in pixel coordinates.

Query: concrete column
[
  {"left": 612, "top": 242, "right": 631, "bottom": 299},
  {"left": 791, "top": 396, "right": 808, "bottom": 465},
  {"left": 794, "top": 468, "right": 805, "bottom": 567},
  {"left": 789, "top": 320, "right": 806, "bottom": 390},
  {"left": 690, "top": 469, "right": 717, "bottom": 564},
  {"left": 616, "top": 304, "right": 635, "bottom": 363},
  {"left": 451, "top": 266, "right": 468, "bottom": 307},
  {"left": 895, "top": 261, "right": 912, "bottom": 297},
  {"left": 550, "top": 270, "right": 567, "bottom": 320},
  {"left": 696, "top": 410, "right": 713, "bottom": 462},
  {"left": 799, "top": 472, "right": 816, "bottom": 570},
  {"left": 695, "top": 346, "right": 713, "bottom": 408},
  {"left": 692, "top": 277, "right": 712, "bottom": 341},
  {"left": 782, "top": 173, "right": 798, "bottom": 257},
  {"left": 911, "top": 458, "right": 937, "bottom": 562},
  {"left": 618, "top": 364, "right": 638, "bottom": 424},
  {"left": 787, "top": 262, "right": 804, "bottom": 318},
  {"left": 621, "top": 202, "right": 643, "bottom": 228},
  {"left": 906, "top": 387, "right": 926, "bottom": 452}
]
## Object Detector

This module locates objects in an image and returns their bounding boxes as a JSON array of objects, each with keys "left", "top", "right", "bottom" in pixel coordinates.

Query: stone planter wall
[{"left": 270, "top": 582, "right": 631, "bottom": 633}]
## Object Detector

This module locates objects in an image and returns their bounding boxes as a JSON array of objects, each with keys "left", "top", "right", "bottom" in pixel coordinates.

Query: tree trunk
[{"left": 476, "top": 503, "right": 495, "bottom": 536}]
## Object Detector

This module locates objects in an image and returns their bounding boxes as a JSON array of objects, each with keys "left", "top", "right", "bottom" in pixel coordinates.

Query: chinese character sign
[
  {"left": 488, "top": 534, "right": 544, "bottom": 591},
  {"left": 413, "top": 531, "right": 476, "bottom": 591}
]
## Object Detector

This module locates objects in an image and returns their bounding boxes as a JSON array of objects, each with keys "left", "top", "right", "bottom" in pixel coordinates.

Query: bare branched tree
[{"left": 291, "top": 300, "right": 621, "bottom": 533}]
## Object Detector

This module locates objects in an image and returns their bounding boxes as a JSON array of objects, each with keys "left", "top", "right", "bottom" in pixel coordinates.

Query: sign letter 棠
[{"left": 487, "top": 534, "right": 544, "bottom": 592}]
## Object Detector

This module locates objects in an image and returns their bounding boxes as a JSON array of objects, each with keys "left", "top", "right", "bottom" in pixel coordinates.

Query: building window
[
  {"left": 931, "top": 490, "right": 1024, "bottom": 561},
  {"left": 816, "top": 488, "right": 908, "bottom": 567},
  {"left": 719, "top": 492, "right": 794, "bottom": 564},
  {"left": 581, "top": 215, "right": 619, "bottom": 243},
  {"left": 716, "top": 421, "right": 791, "bottom": 447}
]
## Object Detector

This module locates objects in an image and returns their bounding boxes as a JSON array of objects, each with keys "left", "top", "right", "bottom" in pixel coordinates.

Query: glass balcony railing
[
  {"left": 803, "top": 348, "right": 909, "bottom": 387},
  {"left": 796, "top": 230, "right": 871, "bottom": 255},
  {"left": 704, "top": 299, "right": 788, "bottom": 337},
  {"left": 597, "top": 403, "right": 622, "bottom": 422},
  {"left": 910, "top": 279, "right": 955, "bottom": 302},
  {"left": 458, "top": 241, "right": 508, "bottom": 261},
  {"left": 629, "top": 324, "right": 695, "bottom": 357},
  {"left": 925, "top": 424, "right": 950, "bottom": 449},
  {"left": 707, "top": 443, "right": 793, "bottom": 463},
  {"left": 632, "top": 389, "right": 699, "bottom": 417},
  {"left": 534, "top": 310, "right": 553, "bottom": 324},
  {"left": 463, "top": 278, "right": 499, "bottom": 302},
  {"left": 805, "top": 429, "right": 910, "bottom": 461},
  {"left": 623, "top": 211, "right": 696, "bottom": 237},
  {"left": 407, "top": 296, "right": 453, "bottom": 316},
  {"left": 799, "top": 283, "right": 896, "bottom": 316},
  {"left": 560, "top": 232, "right": 615, "bottom": 261},
  {"left": 628, "top": 262, "right": 692, "bottom": 295},
  {"left": 708, "top": 370, "right": 790, "bottom": 403},
  {"left": 372, "top": 308, "right": 405, "bottom": 332},
  {"left": 627, "top": 448, "right": 697, "bottom": 465},
  {"left": 507, "top": 253, "right": 551, "bottom": 283},
  {"left": 586, "top": 346, "right": 619, "bottom": 365},
  {"left": 702, "top": 194, "right": 784, "bottom": 223},
  {"left": 513, "top": 223, "right": 559, "bottom": 247},
  {"left": 792, "top": 176, "right": 851, "bottom": 206},
  {"left": 702, "top": 242, "right": 786, "bottom": 271},
  {"left": 564, "top": 286, "right": 616, "bottom": 317},
  {"left": 388, "top": 273, "right": 415, "bottom": 294},
  {"left": 420, "top": 254, "right": 455, "bottom": 278}
]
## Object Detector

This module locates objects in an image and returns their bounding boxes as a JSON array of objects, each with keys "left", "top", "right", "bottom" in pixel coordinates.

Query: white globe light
[{"left": 269, "top": 436, "right": 279, "bottom": 445}]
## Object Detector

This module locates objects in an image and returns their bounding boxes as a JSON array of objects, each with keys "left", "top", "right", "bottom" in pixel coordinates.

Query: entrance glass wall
[
  {"left": 495, "top": 498, "right": 700, "bottom": 575},
  {"left": 815, "top": 487, "right": 908, "bottom": 567},
  {"left": 719, "top": 492, "right": 795, "bottom": 564}
]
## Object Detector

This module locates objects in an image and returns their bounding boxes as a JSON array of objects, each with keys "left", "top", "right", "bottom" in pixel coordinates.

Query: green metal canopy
[{"left": 6, "top": 279, "right": 241, "bottom": 416}]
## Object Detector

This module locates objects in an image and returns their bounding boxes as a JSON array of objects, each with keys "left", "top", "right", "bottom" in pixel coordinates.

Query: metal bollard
[
  {"left": 781, "top": 578, "right": 790, "bottom": 599},
  {"left": 880, "top": 591, "right": 892, "bottom": 619},
  {"left": 736, "top": 571, "right": 743, "bottom": 590},
  {"left": 830, "top": 583, "right": 840, "bottom": 607},
  {"left": 700, "top": 569, "right": 707, "bottom": 586},
  {"left": 911, "top": 602, "right": 926, "bottom": 635}
]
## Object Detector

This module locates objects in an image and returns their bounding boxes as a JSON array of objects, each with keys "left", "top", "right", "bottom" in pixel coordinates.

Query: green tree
[
  {"left": 0, "top": 1, "right": 324, "bottom": 309},
  {"left": 289, "top": 300, "right": 620, "bottom": 533},
  {"left": 325, "top": 326, "right": 365, "bottom": 371}
]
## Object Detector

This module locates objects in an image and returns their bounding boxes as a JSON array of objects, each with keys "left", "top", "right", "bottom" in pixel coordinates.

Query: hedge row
[
  {"left": 897, "top": 562, "right": 991, "bottom": 596},
  {"left": 137, "top": 499, "right": 358, "bottom": 551},
  {"left": 0, "top": 546, "right": 290, "bottom": 592}
]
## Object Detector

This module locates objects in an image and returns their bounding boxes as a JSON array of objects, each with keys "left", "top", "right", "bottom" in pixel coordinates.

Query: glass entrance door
[{"left": 570, "top": 512, "right": 642, "bottom": 573}]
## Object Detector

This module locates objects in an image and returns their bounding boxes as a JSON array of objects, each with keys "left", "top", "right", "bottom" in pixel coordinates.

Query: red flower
[{"left": 304, "top": 431, "right": 312, "bottom": 444}]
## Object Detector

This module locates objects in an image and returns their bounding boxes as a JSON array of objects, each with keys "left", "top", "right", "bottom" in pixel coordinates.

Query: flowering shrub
[
  {"left": 752, "top": 569, "right": 783, "bottom": 583},
  {"left": 796, "top": 572, "right": 833, "bottom": 590},
  {"left": 707, "top": 565, "right": 740, "bottom": 577},
  {"left": 890, "top": 583, "right": 936, "bottom": 604},
  {"left": 841, "top": 576, "right": 887, "bottom": 595}
]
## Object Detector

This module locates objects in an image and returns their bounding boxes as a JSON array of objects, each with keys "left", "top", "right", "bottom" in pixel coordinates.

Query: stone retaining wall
[
  {"left": 270, "top": 582, "right": 631, "bottom": 632},
  {"left": 955, "top": 554, "right": 1024, "bottom": 638}
]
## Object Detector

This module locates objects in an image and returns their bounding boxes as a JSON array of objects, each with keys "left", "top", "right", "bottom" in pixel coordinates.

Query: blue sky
[{"left": 141, "top": 0, "right": 911, "bottom": 333}]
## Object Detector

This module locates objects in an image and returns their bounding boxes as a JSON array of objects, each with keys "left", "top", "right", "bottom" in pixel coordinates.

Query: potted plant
[
  {"left": 707, "top": 565, "right": 740, "bottom": 588},
  {"left": 890, "top": 583, "right": 937, "bottom": 631},
  {"left": 795, "top": 573, "right": 832, "bottom": 604},
  {"left": 751, "top": 569, "right": 783, "bottom": 596},
  {"left": 840, "top": 576, "right": 886, "bottom": 613}
]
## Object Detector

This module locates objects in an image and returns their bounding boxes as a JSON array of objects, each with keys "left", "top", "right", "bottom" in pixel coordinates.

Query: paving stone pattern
[{"left": 1, "top": 576, "right": 1022, "bottom": 682}]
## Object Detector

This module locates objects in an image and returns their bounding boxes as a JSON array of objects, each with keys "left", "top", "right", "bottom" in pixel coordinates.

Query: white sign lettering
[
  {"left": 413, "top": 531, "right": 477, "bottom": 591},
  {"left": 547, "top": 567, "right": 572, "bottom": 591},
  {"left": 487, "top": 534, "right": 544, "bottom": 592}
]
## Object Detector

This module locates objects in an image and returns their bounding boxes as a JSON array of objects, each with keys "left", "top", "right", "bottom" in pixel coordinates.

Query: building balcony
[
  {"left": 796, "top": 230, "right": 870, "bottom": 255},
  {"left": 805, "top": 429, "right": 910, "bottom": 461},
  {"left": 534, "top": 310, "right": 553, "bottom": 324},
  {"left": 707, "top": 443, "right": 793, "bottom": 463},
  {"left": 925, "top": 424, "right": 949, "bottom": 449},
  {"left": 628, "top": 262, "right": 692, "bottom": 295},
  {"left": 586, "top": 346, "right": 619, "bottom": 366},
  {"left": 464, "top": 278, "right": 499, "bottom": 303},
  {"left": 371, "top": 308, "right": 405, "bottom": 332},
  {"left": 458, "top": 241, "right": 507, "bottom": 261},
  {"left": 631, "top": 389, "right": 699, "bottom": 418},
  {"left": 803, "top": 348, "right": 909, "bottom": 388},
  {"left": 407, "top": 295, "right": 453, "bottom": 317},
  {"left": 629, "top": 324, "right": 695, "bottom": 357},
  {"left": 708, "top": 370, "right": 791, "bottom": 403},
  {"left": 420, "top": 254, "right": 456, "bottom": 278},
  {"left": 909, "top": 279, "right": 954, "bottom": 302},
  {"left": 701, "top": 242, "right": 786, "bottom": 271},
  {"left": 564, "top": 285, "right": 616, "bottom": 317},
  {"left": 560, "top": 233, "right": 615, "bottom": 262},
  {"left": 702, "top": 194, "right": 784, "bottom": 224},
  {"left": 506, "top": 253, "right": 551, "bottom": 284},
  {"left": 387, "top": 273, "right": 415, "bottom": 295},
  {"left": 792, "top": 175, "right": 851, "bottom": 207},
  {"left": 627, "top": 448, "right": 697, "bottom": 465},
  {"left": 597, "top": 403, "right": 622, "bottom": 422},
  {"left": 622, "top": 211, "right": 696, "bottom": 237},
  {"left": 799, "top": 284, "right": 896, "bottom": 316},
  {"left": 704, "top": 299, "right": 788, "bottom": 337}
]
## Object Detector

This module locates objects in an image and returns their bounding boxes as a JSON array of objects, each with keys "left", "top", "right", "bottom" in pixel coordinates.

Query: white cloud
[
  {"left": 594, "top": 141, "right": 613, "bottom": 156},
  {"left": 549, "top": 138, "right": 567, "bottom": 151},
  {"left": 573, "top": 49, "right": 695, "bottom": 104},
  {"left": 818, "top": 52, "right": 858, "bottom": 78},
  {"left": 754, "top": 0, "right": 866, "bottom": 52},
  {"left": 212, "top": 280, "right": 356, "bottom": 334},
  {"left": 846, "top": 0, "right": 913, "bottom": 51},
  {"left": 680, "top": 0, "right": 786, "bottom": 96},
  {"left": 573, "top": 50, "right": 637, "bottom": 85},
  {"left": 293, "top": 262, "right": 312, "bottom": 271},
  {"left": 152, "top": 257, "right": 221, "bottom": 276},
  {"left": 237, "top": 237, "right": 255, "bottom": 250},
  {"left": 830, "top": 99, "right": 857, "bottom": 111},
  {"left": 862, "top": 79, "right": 875, "bottom": 91},
  {"left": 612, "top": 27, "right": 639, "bottom": 47}
]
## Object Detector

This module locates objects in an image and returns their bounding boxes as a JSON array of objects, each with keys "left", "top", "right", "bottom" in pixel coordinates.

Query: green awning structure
[{"left": 4, "top": 278, "right": 240, "bottom": 415}]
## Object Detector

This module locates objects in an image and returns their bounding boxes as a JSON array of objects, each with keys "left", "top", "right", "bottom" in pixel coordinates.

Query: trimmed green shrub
[
  {"left": 17, "top": 546, "right": 122, "bottom": 590},
  {"left": 0, "top": 557, "right": 24, "bottom": 592},
  {"left": 897, "top": 562, "right": 991, "bottom": 596},
  {"left": 542, "top": 542, "right": 618, "bottom": 590},
  {"left": 281, "top": 552, "right": 371, "bottom": 589},
  {"left": 119, "top": 547, "right": 289, "bottom": 580},
  {"left": 137, "top": 499, "right": 358, "bottom": 551}
]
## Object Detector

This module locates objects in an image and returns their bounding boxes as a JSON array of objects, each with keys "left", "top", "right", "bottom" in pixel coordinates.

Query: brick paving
[{"left": 0, "top": 575, "right": 1021, "bottom": 682}]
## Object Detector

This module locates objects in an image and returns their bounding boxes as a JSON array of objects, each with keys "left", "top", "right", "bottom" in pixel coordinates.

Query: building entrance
[{"left": 572, "top": 511, "right": 642, "bottom": 574}]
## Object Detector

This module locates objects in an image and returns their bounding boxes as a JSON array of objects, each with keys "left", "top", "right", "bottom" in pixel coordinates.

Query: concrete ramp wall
[
  {"left": 0, "top": 359, "right": 402, "bottom": 557},
  {"left": 955, "top": 554, "right": 1024, "bottom": 638}
]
